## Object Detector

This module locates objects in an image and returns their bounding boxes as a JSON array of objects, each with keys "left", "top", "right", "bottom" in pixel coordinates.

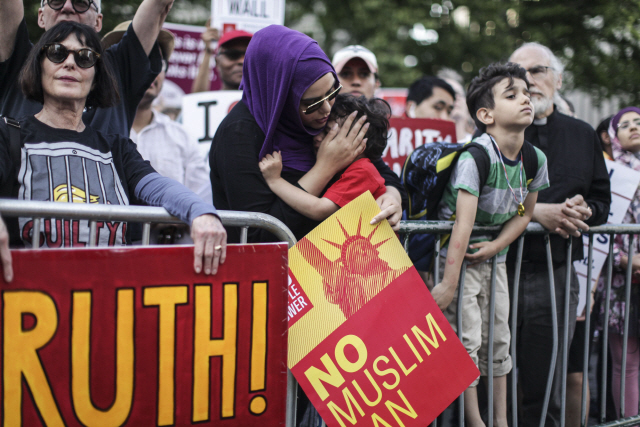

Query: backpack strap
[
  {"left": 521, "top": 140, "right": 538, "bottom": 189},
  {"left": 464, "top": 143, "right": 491, "bottom": 190}
]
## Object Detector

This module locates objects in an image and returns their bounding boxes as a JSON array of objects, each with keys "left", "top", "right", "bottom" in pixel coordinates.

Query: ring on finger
[{"left": 214, "top": 245, "right": 222, "bottom": 251}]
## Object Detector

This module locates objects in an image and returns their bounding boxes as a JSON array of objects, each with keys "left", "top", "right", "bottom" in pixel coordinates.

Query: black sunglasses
[
  {"left": 303, "top": 85, "right": 342, "bottom": 115},
  {"left": 42, "top": 43, "right": 100, "bottom": 69},
  {"left": 45, "top": 0, "right": 97, "bottom": 13},
  {"left": 217, "top": 49, "right": 246, "bottom": 61}
]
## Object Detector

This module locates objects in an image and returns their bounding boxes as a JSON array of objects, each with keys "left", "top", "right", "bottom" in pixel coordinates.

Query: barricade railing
[
  {"left": 0, "top": 199, "right": 299, "bottom": 427},
  {"left": 6, "top": 198, "right": 640, "bottom": 427},
  {"left": 399, "top": 220, "right": 640, "bottom": 427}
]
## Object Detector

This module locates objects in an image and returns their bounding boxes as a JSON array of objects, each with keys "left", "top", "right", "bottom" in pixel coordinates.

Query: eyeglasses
[
  {"left": 161, "top": 59, "right": 169, "bottom": 73},
  {"left": 303, "top": 85, "right": 342, "bottom": 115},
  {"left": 217, "top": 49, "right": 246, "bottom": 61},
  {"left": 45, "top": 0, "right": 97, "bottom": 13},
  {"left": 618, "top": 118, "right": 640, "bottom": 130},
  {"left": 42, "top": 43, "right": 100, "bottom": 69},
  {"left": 524, "top": 65, "right": 553, "bottom": 80}
]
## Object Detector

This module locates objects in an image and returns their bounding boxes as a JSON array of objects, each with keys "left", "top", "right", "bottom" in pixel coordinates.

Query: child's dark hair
[
  {"left": 329, "top": 94, "right": 391, "bottom": 159},
  {"left": 466, "top": 62, "right": 529, "bottom": 133}
]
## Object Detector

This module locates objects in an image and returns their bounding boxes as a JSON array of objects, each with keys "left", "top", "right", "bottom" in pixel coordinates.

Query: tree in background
[{"left": 22, "top": 0, "right": 640, "bottom": 105}]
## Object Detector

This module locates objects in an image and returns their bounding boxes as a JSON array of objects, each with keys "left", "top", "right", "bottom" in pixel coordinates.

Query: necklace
[{"left": 489, "top": 135, "right": 526, "bottom": 217}]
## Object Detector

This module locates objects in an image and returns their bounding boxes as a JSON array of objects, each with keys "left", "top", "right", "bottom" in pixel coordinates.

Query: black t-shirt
[
  {"left": 0, "top": 116, "right": 156, "bottom": 247},
  {"left": 0, "top": 19, "right": 161, "bottom": 137},
  {"left": 210, "top": 100, "right": 407, "bottom": 243}
]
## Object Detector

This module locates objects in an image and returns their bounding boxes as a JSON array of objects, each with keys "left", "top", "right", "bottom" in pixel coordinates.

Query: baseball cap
[
  {"left": 217, "top": 29, "right": 253, "bottom": 52},
  {"left": 102, "top": 21, "right": 175, "bottom": 60},
  {"left": 332, "top": 45, "right": 378, "bottom": 74}
]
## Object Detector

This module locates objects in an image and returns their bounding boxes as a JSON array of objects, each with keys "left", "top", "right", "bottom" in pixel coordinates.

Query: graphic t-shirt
[
  {"left": 437, "top": 133, "right": 550, "bottom": 260},
  {"left": 0, "top": 116, "right": 156, "bottom": 247}
]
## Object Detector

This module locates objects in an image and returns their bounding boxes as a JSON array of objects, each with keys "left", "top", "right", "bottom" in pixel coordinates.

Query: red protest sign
[
  {"left": 382, "top": 118, "right": 457, "bottom": 177},
  {"left": 1, "top": 244, "right": 288, "bottom": 426},
  {"left": 287, "top": 193, "right": 479, "bottom": 426}
]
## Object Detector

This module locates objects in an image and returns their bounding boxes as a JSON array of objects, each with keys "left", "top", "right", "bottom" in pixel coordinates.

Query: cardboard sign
[
  {"left": 574, "top": 159, "right": 640, "bottom": 315},
  {"left": 2, "top": 244, "right": 288, "bottom": 426},
  {"left": 162, "top": 22, "right": 223, "bottom": 95},
  {"left": 211, "top": 0, "right": 286, "bottom": 34},
  {"left": 382, "top": 118, "right": 457, "bottom": 177},
  {"left": 288, "top": 193, "right": 479, "bottom": 426},
  {"left": 181, "top": 90, "right": 243, "bottom": 159}
]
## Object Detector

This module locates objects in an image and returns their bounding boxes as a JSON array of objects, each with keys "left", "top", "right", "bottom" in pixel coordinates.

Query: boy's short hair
[
  {"left": 466, "top": 62, "right": 529, "bottom": 133},
  {"left": 330, "top": 94, "right": 391, "bottom": 159},
  {"left": 406, "top": 76, "right": 456, "bottom": 105}
]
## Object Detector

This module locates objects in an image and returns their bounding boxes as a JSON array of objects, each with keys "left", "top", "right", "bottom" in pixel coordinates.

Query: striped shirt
[{"left": 437, "top": 133, "right": 549, "bottom": 260}]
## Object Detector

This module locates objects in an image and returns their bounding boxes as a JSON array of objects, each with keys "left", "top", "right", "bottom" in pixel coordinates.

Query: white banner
[
  {"left": 211, "top": 0, "right": 286, "bottom": 34},
  {"left": 574, "top": 159, "right": 640, "bottom": 316}
]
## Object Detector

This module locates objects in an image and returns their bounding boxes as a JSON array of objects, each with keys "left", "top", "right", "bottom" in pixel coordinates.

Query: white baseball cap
[{"left": 332, "top": 45, "right": 378, "bottom": 74}]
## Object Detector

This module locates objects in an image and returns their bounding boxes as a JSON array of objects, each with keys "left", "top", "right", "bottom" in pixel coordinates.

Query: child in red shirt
[{"left": 259, "top": 95, "right": 389, "bottom": 220}]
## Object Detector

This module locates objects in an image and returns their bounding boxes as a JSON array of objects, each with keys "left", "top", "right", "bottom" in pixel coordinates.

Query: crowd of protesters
[{"left": 2, "top": 0, "right": 639, "bottom": 424}]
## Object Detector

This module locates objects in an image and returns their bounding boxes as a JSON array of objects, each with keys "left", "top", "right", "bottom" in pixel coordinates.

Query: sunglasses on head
[
  {"left": 42, "top": 43, "right": 100, "bottom": 69},
  {"left": 303, "top": 85, "right": 342, "bottom": 115},
  {"left": 45, "top": 0, "right": 97, "bottom": 13},
  {"left": 217, "top": 49, "right": 246, "bottom": 61}
]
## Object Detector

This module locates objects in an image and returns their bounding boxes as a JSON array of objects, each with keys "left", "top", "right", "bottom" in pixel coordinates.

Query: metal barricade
[
  {"left": 7, "top": 198, "right": 640, "bottom": 427},
  {"left": 400, "top": 220, "right": 640, "bottom": 427},
  {"left": 0, "top": 199, "right": 300, "bottom": 427}
]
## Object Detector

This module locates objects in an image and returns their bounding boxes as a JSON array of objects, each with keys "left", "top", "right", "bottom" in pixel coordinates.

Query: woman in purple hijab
[{"left": 209, "top": 25, "right": 405, "bottom": 242}]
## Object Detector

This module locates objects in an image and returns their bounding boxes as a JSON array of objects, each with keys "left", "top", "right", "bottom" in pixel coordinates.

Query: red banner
[
  {"left": 287, "top": 193, "right": 479, "bottom": 426},
  {"left": 1, "top": 244, "right": 288, "bottom": 426},
  {"left": 163, "top": 22, "right": 222, "bottom": 95},
  {"left": 382, "top": 118, "right": 457, "bottom": 177}
]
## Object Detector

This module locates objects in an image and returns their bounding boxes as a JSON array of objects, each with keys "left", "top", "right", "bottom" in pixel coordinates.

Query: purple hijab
[{"left": 241, "top": 25, "right": 337, "bottom": 172}]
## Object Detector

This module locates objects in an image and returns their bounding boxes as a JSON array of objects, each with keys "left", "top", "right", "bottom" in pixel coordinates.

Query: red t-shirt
[{"left": 323, "top": 158, "right": 386, "bottom": 207}]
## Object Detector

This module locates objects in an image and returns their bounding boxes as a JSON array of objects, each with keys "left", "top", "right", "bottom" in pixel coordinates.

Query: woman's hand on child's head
[
  {"left": 259, "top": 151, "right": 283, "bottom": 183},
  {"left": 465, "top": 240, "right": 500, "bottom": 265},
  {"left": 315, "top": 111, "right": 368, "bottom": 175}
]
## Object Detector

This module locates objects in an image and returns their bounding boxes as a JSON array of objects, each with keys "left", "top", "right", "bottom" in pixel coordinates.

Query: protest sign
[
  {"left": 383, "top": 118, "right": 457, "bottom": 177},
  {"left": 211, "top": 0, "right": 286, "bottom": 34},
  {"left": 182, "top": 90, "right": 243, "bottom": 157},
  {"left": 162, "top": 22, "right": 223, "bottom": 95},
  {"left": 2, "top": 244, "right": 288, "bottom": 426},
  {"left": 288, "top": 192, "right": 479, "bottom": 426},
  {"left": 574, "top": 159, "right": 640, "bottom": 315}
]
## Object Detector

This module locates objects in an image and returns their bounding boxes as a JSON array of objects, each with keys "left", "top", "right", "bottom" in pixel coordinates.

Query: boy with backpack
[{"left": 430, "top": 63, "right": 549, "bottom": 426}]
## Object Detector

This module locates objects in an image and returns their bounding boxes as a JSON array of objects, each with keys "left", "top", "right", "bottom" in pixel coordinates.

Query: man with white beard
[{"left": 507, "top": 43, "right": 610, "bottom": 426}]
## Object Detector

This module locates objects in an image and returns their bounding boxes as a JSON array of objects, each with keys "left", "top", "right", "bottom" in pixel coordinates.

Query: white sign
[
  {"left": 574, "top": 159, "right": 640, "bottom": 315},
  {"left": 182, "top": 90, "right": 243, "bottom": 156},
  {"left": 181, "top": 91, "right": 243, "bottom": 203},
  {"left": 211, "top": 0, "right": 286, "bottom": 34}
]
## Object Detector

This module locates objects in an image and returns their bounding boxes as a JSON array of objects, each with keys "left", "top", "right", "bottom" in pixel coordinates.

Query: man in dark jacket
[{"left": 508, "top": 42, "right": 611, "bottom": 426}]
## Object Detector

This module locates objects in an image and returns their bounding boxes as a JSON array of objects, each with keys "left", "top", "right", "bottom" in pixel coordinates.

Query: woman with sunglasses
[
  {"left": 209, "top": 25, "right": 405, "bottom": 243},
  {"left": 594, "top": 106, "right": 640, "bottom": 419},
  {"left": 0, "top": 21, "right": 227, "bottom": 275}
]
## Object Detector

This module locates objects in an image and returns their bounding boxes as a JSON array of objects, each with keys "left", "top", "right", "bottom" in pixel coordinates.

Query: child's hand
[
  {"left": 430, "top": 281, "right": 456, "bottom": 311},
  {"left": 259, "top": 151, "right": 283, "bottom": 183},
  {"left": 465, "top": 241, "right": 500, "bottom": 265}
]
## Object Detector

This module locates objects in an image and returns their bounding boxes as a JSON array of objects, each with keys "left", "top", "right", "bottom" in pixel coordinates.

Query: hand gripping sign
[
  {"left": 1, "top": 244, "right": 288, "bottom": 426},
  {"left": 288, "top": 192, "right": 479, "bottom": 427}
]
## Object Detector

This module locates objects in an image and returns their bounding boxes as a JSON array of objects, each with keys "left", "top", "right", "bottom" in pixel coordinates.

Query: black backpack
[{"left": 401, "top": 139, "right": 538, "bottom": 270}]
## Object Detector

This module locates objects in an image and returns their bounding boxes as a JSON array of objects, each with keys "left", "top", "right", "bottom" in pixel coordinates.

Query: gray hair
[{"left": 513, "top": 42, "right": 564, "bottom": 82}]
